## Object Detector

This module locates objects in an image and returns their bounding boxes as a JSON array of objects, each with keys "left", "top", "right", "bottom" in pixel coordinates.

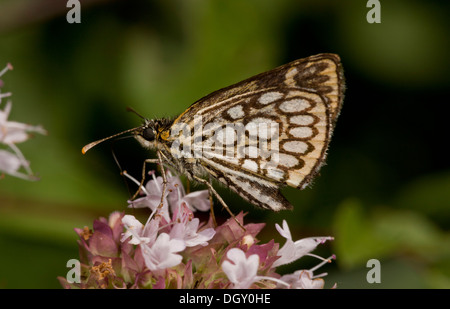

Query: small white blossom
[
  {"left": 0, "top": 149, "right": 28, "bottom": 179},
  {"left": 222, "top": 248, "right": 260, "bottom": 289},
  {"left": 273, "top": 220, "right": 333, "bottom": 267},
  {"left": 179, "top": 190, "right": 211, "bottom": 212},
  {"left": 0, "top": 63, "right": 45, "bottom": 180},
  {"left": 121, "top": 215, "right": 151, "bottom": 245},
  {"left": 170, "top": 217, "right": 215, "bottom": 247},
  {"left": 278, "top": 270, "right": 325, "bottom": 289},
  {"left": 140, "top": 233, "right": 186, "bottom": 271},
  {"left": 222, "top": 248, "right": 291, "bottom": 289},
  {"left": 125, "top": 171, "right": 171, "bottom": 222},
  {"left": 0, "top": 101, "right": 46, "bottom": 144}
]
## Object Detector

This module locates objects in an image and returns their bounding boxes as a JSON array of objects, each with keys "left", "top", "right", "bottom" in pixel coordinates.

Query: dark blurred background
[{"left": 0, "top": 0, "right": 449, "bottom": 288}]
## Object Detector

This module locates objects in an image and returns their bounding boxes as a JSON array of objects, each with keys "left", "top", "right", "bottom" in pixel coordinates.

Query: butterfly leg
[
  {"left": 207, "top": 175, "right": 218, "bottom": 227},
  {"left": 130, "top": 152, "right": 169, "bottom": 220},
  {"left": 156, "top": 150, "right": 168, "bottom": 211},
  {"left": 186, "top": 178, "right": 191, "bottom": 194},
  {"left": 131, "top": 158, "right": 160, "bottom": 200},
  {"left": 193, "top": 175, "right": 245, "bottom": 231}
]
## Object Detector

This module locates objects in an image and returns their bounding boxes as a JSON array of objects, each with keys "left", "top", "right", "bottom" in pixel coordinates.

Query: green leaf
[{"left": 332, "top": 199, "right": 395, "bottom": 269}]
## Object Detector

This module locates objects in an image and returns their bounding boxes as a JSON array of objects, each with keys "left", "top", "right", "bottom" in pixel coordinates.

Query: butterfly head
[
  {"left": 133, "top": 119, "right": 156, "bottom": 149},
  {"left": 140, "top": 124, "right": 156, "bottom": 141},
  {"left": 133, "top": 118, "right": 173, "bottom": 150},
  {"left": 82, "top": 117, "right": 174, "bottom": 154}
]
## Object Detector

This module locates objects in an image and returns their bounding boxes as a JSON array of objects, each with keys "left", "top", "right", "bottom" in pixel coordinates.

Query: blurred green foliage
[{"left": 0, "top": 0, "right": 449, "bottom": 288}]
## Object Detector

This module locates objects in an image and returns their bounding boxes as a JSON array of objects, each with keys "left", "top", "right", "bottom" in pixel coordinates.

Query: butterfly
[{"left": 83, "top": 53, "right": 345, "bottom": 226}]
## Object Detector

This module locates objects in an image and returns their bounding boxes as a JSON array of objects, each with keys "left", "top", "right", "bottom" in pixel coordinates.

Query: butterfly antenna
[
  {"left": 82, "top": 126, "right": 142, "bottom": 154},
  {"left": 126, "top": 106, "right": 147, "bottom": 120}
]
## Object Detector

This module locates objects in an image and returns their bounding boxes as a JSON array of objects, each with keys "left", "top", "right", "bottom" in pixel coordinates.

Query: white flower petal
[
  {"left": 181, "top": 190, "right": 211, "bottom": 211},
  {"left": 121, "top": 215, "right": 151, "bottom": 245},
  {"left": 275, "top": 220, "right": 292, "bottom": 240},
  {"left": 273, "top": 221, "right": 333, "bottom": 267},
  {"left": 141, "top": 233, "right": 186, "bottom": 271},
  {"left": 170, "top": 218, "right": 215, "bottom": 247},
  {"left": 272, "top": 239, "right": 296, "bottom": 267},
  {"left": 279, "top": 270, "right": 325, "bottom": 289},
  {"left": 293, "top": 238, "right": 323, "bottom": 256},
  {"left": 0, "top": 149, "right": 22, "bottom": 173},
  {"left": 222, "top": 248, "right": 260, "bottom": 289}
]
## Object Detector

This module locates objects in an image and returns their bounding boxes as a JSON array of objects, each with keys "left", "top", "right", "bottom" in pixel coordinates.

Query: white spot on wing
[
  {"left": 290, "top": 115, "right": 315, "bottom": 125},
  {"left": 284, "top": 68, "right": 299, "bottom": 87},
  {"left": 242, "top": 159, "right": 258, "bottom": 172},
  {"left": 279, "top": 99, "right": 310, "bottom": 113},
  {"left": 289, "top": 127, "right": 313, "bottom": 138},
  {"left": 227, "top": 105, "right": 245, "bottom": 119},
  {"left": 278, "top": 153, "right": 299, "bottom": 168},
  {"left": 258, "top": 92, "right": 284, "bottom": 104},
  {"left": 282, "top": 141, "right": 309, "bottom": 153}
]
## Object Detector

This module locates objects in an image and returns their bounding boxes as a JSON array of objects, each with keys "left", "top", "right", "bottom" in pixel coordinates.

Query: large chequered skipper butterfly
[{"left": 83, "top": 53, "right": 345, "bottom": 226}]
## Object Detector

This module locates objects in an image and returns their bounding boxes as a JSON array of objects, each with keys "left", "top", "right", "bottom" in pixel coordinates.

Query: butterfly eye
[{"left": 142, "top": 128, "right": 155, "bottom": 141}]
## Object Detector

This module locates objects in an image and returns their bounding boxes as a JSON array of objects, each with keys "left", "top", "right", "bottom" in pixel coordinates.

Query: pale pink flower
[
  {"left": 0, "top": 149, "right": 30, "bottom": 180},
  {"left": 140, "top": 233, "right": 186, "bottom": 271},
  {"left": 127, "top": 171, "right": 211, "bottom": 222},
  {"left": 273, "top": 220, "right": 333, "bottom": 267},
  {"left": 127, "top": 172, "right": 171, "bottom": 222},
  {"left": 222, "top": 248, "right": 291, "bottom": 289},
  {"left": 60, "top": 171, "right": 336, "bottom": 289},
  {"left": 121, "top": 215, "right": 151, "bottom": 245},
  {"left": 0, "top": 63, "right": 46, "bottom": 180},
  {"left": 279, "top": 270, "right": 325, "bottom": 289},
  {"left": 222, "top": 248, "right": 260, "bottom": 289},
  {"left": 169, "top": 202, "right": 215, "bottom": 246},
  {"left": 0, "top": 101, "right": 46, "bottom": 144}
]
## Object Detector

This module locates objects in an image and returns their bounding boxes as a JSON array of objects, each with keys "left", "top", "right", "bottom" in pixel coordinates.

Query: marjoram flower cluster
[{"left": 59, "top": 171, "right": 335, "bottom": 289}]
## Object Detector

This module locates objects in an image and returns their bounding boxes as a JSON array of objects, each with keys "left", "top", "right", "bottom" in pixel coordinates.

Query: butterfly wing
[
  {"left": 169, "top": 54, "right": 344, "bottom": 210},
  {"left": 188, "top": 87, "right": 330, "bottom": 211},
  {"left": 174, "top": 53, "right": 344, "bottom": 133}
]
